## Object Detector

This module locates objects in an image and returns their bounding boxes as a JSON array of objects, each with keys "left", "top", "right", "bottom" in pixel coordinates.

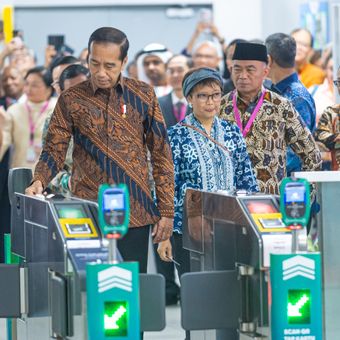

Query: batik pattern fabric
[
  {"left": 219, "top": 89, "right": 322, "bottom": 195},
  {"left": 314, "top": 105, "right": 340, "bottom": 149},
  {"left": 168, "top": 113, "right": 258, "bottom": 234},
  {"left": 33, "top": 76, "right": 174, "bottom": 227},
  {"left": 314, "top": 104, "right": 340, "bottom": 170},
  {"left": 42, "top": 114, "right": 73, "bottom": 196},
  {"left": 273, "top": 72, "right": 316, "bottom": 175}
]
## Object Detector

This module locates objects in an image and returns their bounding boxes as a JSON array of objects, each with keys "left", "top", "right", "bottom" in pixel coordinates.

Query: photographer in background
[{"left": 183, "top": 9, "right": 226, "bottom": 57}]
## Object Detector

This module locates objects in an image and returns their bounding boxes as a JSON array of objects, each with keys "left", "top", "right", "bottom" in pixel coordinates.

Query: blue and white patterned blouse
[{"left": 168, "top": 113, "right": 258, "bottom": 234}]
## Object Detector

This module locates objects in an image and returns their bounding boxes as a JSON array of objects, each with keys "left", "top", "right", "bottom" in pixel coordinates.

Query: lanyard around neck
[
  {"left": 232, "top": 90, "right": 266, "bottom": 137},
  {"left": 25, "top": 100, "right": 50, "bottom": 144}
]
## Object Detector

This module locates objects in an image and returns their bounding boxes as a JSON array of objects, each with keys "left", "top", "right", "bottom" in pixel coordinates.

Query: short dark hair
[
  {"left": 291, "top": 27, "right": 314, "bottom": 48},
  {"left": 59, "top": 64, "right": 89, "bottom": 91},
  {"left": 50, "top": 55, "right": 79, "bottom": 73},
  {"left": 88, "top": 27, "right": 129, "bottom": 61},
  {"left": 24, "top": 66, "right": 53, "bottom": 88},
  {"left": 265, "top": 33, "right": 296, "bottom": 68},
  {"left": 225, "top": 38, "right": 247, "bottom": 55}
]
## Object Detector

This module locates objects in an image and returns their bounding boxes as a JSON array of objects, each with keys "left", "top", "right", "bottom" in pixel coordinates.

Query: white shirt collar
[{"left": 171, "top": 91, "right": 187, "bottom": 106}]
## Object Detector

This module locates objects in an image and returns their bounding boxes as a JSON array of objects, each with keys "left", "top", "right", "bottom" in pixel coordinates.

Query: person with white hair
[
  {"left": 136, "top": 43, "right": 172, "bottom": 97},
  {"left": 192, "top": 40, "right": 221, "bottom": 70},
  {"left": 192, "top": 40, "right": 234, "bottom": 94}
]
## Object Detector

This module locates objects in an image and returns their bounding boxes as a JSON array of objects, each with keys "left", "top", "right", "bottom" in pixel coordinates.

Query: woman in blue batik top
[{"left": 157, "top": 67, "right": 258, "bottom": 277}]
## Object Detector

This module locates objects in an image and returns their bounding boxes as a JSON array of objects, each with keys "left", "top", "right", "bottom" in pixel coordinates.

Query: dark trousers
[
  {"left": 172, "top": 233, "right": 191, "bottom": 279},
  {"left": 154, "top": 242, "right": 180, "bottom": 304},
  {"left": 117, "top": 225, "right": 150, "bottom": 340},
  {"left": 172, "top": 233, "right": 191, "bottom": 340},
  {"left": 0, "top": 151, "right": 11, "bottom": 263},
  {"left": 117, "top": 225, "right": 150, "bottom": 273}
]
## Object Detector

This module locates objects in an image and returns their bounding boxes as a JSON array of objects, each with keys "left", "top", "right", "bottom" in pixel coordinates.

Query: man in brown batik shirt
[
  {"left": 25, "top": 27, "right": 174, "bottom": 273},
  {"left": 220, "top": 42, "right": 321, "bottom": 195}
]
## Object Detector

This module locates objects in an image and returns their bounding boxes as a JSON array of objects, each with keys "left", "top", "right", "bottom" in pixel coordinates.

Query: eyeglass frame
[
  {"left": 333, "top": 80, "right": 340, "bottom": 87},
  {"left": 195, "top": 92, "right": 222, "bottom": 102}
]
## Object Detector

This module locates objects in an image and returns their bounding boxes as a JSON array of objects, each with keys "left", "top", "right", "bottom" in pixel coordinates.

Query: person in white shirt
[{"left": 136, "top": 43, "right": 173, "bottom": 97}]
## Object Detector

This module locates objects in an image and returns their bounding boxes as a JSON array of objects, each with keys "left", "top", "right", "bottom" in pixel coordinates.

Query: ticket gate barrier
[
  {"left": 270, "top": 253, "right": 322, "bottom": 340},
  {"left": 86, "top": 183, "right": 140, "bottom": 340},
  {"left": 270, "top": 178, "right": 322, "bottom": 340},
  {"left": 280, "top": 177, "right": 310, "bottom": 253},
  {"left": 293, "top": 171, "right": 340, "bottom": 339},
  {"left": 180, "top": 189, "right": 293, "bottom": 340},
  {"left": 0, "top": 168, "right": 165, "bottom": 340}
]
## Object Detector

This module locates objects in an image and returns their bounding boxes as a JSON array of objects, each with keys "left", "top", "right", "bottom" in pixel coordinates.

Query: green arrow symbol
[
  {"left": 104, "top": 305, "right": 127, "bottom": 330},
  {"left": 288, "top": 294, "right": 309, "bottom": 317}
]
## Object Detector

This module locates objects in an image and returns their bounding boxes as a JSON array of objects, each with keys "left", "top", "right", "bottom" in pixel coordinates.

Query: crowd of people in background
[{"left": 0, "top": 19, "right": 339, "bottom": 313}]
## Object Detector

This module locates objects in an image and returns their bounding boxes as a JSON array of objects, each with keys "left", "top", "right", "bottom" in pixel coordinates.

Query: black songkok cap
[{"left": 232, "top": 42, "right": 268, "bottom": 63}]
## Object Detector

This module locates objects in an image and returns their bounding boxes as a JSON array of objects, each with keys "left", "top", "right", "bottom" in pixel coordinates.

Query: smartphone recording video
[
  {"left": 199, "top": 8, "right": 213, "bottom": 24},
  {"left": 48, "top": 35, "right": 65, "bottom": 52}
]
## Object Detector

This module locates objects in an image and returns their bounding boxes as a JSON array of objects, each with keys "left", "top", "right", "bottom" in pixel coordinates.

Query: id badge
[{"left": 26, "top": 146, "right": 36, "bottom": 163}]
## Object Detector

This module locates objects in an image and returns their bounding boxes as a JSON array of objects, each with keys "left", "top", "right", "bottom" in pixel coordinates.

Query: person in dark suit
[{"left": 158, "top": 54, "right": 192, "bottom": 128}]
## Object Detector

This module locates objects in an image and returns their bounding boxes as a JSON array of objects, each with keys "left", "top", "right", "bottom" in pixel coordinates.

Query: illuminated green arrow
[
  {"left": 104, "top": 305, "right": 127, "bottom": 330},
  {"left": 288, "top": 294, "right": 309, "bottom": 317}
]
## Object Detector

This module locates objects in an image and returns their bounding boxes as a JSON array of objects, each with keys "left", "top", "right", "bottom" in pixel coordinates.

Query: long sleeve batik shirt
[
  {"left": 273, "top": 72, "right": 316, "bottom": 175},
  {"left": 33, "top": 76, "right": 174, "bottom": 227},
  {"left": 314, "top": 105, "right": 340, "bottom": 150},
  {"left": 314, "top": 104, "right": 340, "bottom": 170},
  {"left": 220, "top": 89, "right": 322, "bottom": 195},
  {"left": 168, "top": 114, "right": 258, "bottom": 234}
]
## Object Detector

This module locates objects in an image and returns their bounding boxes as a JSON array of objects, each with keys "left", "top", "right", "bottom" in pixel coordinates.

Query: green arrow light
[
  {"left": 105, "top": 305, "right": 127, "bottom": 330},
  {"left": 104, "top": 301, "right": 128, "bottom": 336},
  {"left": 287, "top": 289, "right": 311, "bottom": 324}
]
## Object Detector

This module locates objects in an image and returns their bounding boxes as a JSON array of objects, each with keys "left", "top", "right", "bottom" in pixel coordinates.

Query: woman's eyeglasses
[{"left": 196, "top": 92, "right": 222, "bottom": 102}]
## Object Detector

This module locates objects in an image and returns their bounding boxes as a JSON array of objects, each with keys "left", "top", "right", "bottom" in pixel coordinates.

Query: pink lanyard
[
  {"left": 25, "top": 100, "right": 49, "bottom": 145},
  {"left": 232, "top": 90, "right": 266, "bottom": 137}
]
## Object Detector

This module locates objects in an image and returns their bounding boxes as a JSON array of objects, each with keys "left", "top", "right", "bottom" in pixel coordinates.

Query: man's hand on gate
[{"left": 25, "top": 180, "right": 43, "bottom": 196}]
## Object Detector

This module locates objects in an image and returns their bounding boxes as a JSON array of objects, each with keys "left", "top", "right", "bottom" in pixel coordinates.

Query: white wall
[
  {"left": 13, "top": 4, "right": 213, "bottom": 64},
  {"left": 214, "top": 0, "right": 263, "bottom": 43},
  {"left": 261, "top": 0, "right": 340, "bottom": 39},
  {"left": 214, "top": 0, "right": 340, "bottom": 43},
  {"left": 2, "top": 0, "right": 340, "bottom": 61},
  {"left": 261, "top": 0, "right": 301, "bottom": 38},
  {"left": 3, "top": 0, "right": 209, "bottom": 6}
]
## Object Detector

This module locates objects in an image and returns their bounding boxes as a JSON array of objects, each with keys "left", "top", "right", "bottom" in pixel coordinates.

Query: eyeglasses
[
  {"left": 167, "top": 67, "right": 186, "bottom": 75},
  {"left": 195, "top": 92, "right": 222, "bottom": 102},
  {"left": 193, "top": 53, "right": 216, "bottom": 60},
  {"left": 295, "top": 40, "right": 311, "bottom": 49},
  {"left": 333, "top": 80, "right": 340, "bottom": 87}
]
